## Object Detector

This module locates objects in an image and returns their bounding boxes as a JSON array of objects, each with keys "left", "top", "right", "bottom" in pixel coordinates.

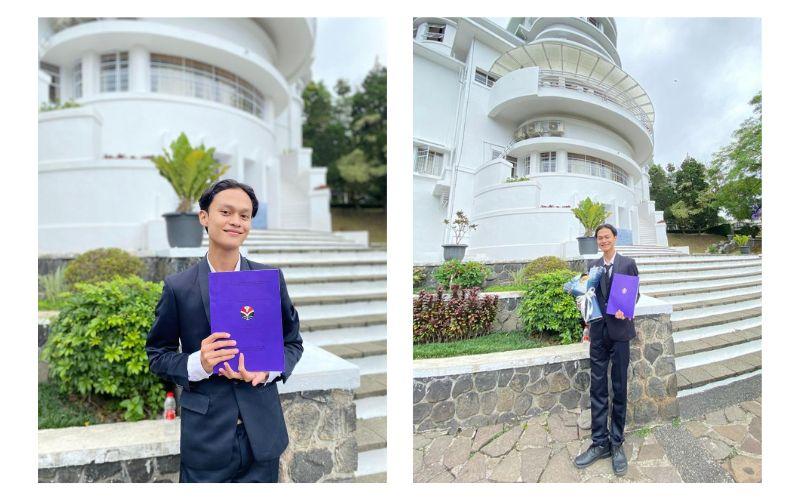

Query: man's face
[
  {"left": 199, "top": 188, "right": 253, "bottom": 251},
  {"left": 596, "top": 227, "right": 616, "bottom": 253}
]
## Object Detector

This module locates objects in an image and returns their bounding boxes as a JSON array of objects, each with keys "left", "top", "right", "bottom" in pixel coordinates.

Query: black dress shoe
[
  {"left": 574, "top": 443, "right": 611, "bottom": 469},
  {"left": 611, "top": 444, "right": 628, "bottom": 476}
]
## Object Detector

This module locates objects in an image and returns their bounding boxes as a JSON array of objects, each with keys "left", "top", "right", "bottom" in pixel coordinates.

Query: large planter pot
[
  {"left": 163, "top": 212, "right": 203, "bottom": 248},
  {"left": 740, "top": 246, "right": 751, "bottom": 254},
  {"left": 577, "top": 236, "right": 598, "bottom": 255},
  {"left": 442, "top": 244, "right": 467, "bottom": 262}
]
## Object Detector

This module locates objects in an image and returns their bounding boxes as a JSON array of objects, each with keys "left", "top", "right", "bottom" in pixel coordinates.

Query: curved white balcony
[
  {"left": 40, "top": 19, "right": 291, "bottom": 112},
  {"left": 487, "top": 41, "right": 655, "bottom": 163},
  {"left": 517, "top": 18, "right": 620, "bottom": 65}
]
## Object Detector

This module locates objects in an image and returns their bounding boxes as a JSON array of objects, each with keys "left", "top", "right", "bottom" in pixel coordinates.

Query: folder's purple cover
[
  {"left": 606, "top": 273, "right": 640, "bottom": 319},
  {"left": 209, "top": 269, "right": 284, "bottom": 373}
]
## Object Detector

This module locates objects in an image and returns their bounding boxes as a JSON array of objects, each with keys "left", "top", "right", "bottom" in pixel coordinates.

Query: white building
[
  {"left": 38, "top": 18, "right": 331, "bottom": 254},
  {"left": 413, "top": 17, "right": 668, "bottom": 264}
]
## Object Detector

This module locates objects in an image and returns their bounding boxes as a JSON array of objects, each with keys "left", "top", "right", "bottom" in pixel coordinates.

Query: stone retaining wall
[
  {"left": 415, "top": 259, "right": 588, "bottom": 289},
  {"left": 38, "top": 388, "right": 357, "bottom": 483},
  {"left": 413, "top": 308, "right": 678, "bottom": 433},
  {"left": 39, "top": 255, "right": 206, "bottom": 284}
]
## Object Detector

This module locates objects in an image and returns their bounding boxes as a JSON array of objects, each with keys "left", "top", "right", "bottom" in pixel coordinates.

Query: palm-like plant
[
  {"left": 151, "top": 133, "right": 229, "bottom": 212},
  {"left": 571, "top": 197, "right": 611, "bottom": 237}
]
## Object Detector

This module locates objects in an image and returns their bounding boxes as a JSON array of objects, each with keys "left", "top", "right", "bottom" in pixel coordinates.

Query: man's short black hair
[
  {"left": 199, "top": 179, "right": 259, "bottom": 230},
  {"left": 594, "top": 223, "right": 617, "bottom": 238}
]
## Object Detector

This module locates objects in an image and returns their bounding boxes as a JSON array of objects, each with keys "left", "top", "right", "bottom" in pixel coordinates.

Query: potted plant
[
  {"left": 442, "top": 210, "right": 477, "bottom": 261},
  {"left": 733, "top": 234, "right": 751, "bottom": 254},
  {"left": 571, "top": 197, "right": 611, "bottom": 255},
  {"left": 151, "top": 133, "right": 229, "bottom": 247}
]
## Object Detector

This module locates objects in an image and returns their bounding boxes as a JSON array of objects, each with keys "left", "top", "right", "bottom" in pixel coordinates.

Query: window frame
[
  {"left": 414, "top": 145, "right": 445, "bottom": 177},
  {"left": 425, "top": 23, "right": 446, "bottom": 42}
]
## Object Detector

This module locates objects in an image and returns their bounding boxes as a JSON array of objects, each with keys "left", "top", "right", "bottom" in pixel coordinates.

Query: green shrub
[
  {"left": 518, "top": 269, "right": 582, "bottom": 345},
  {"left": 521, "top": 256, "right": 570, "bottom": 282},
  {"left": 433, "top": 260, "right": 492, "bottom": 288},
  {"left": 413, "top": 286, "right": 499, "bottom": 344},
  {"left": 413, "top": 267, "right": 427, "bottom": 288},
  {"left": 42, "top": 276, "right": 166, "bottom": 421},
  {"left": 733, "top": 234, "right": 750, "bottom": 246},
  {"left": 64, "top": 248, "right": 145, "bottom": 289}
]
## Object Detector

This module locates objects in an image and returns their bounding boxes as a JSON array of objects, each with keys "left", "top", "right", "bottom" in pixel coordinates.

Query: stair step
[
  {"left": 247, "top": 251, "right": 387, "bottom": 265},
  {"left": 348, "top": 355, "right": 387, "bottom": 376},
  {"left": 641, "top": 276, "right": 762, "bottom": 297},
  {"left": 673, "top": 316, "right": 761, "bottom": 344},
  {"left": 672, "top": 306, "right": 761, "bottom": 332},
  {"left": 298, "top": 301, "right": 387, "bottom": 332},
  {"left": 321, "top": 340, "right": 387, "bottom": 359},
  {"left": 355, "top": 448, "right": 387, "bottom": 480},
  {"left": 659, "top": 286, "right": 761, "bottom": 311},
  {"left": 354, "top": 373, "right": 388, "bottom": 400},
  {"left": 356, "top": 395, "right": 387, "bottom": 420},
  {"left": 674, "top": 326, "right": 762, "bottom": 357},
  {"left": 302, "top": 324, "right": 387, "bottom": 346},
  {"left": 356, "top": 416, "right": 387, "bottom": 453},
  {"left": 639, "top": 266, "right": 761, "bottom": 285},
  {"left": 290, "top": 284, "right": 387, "bottom": 305},
  {"left": 634, "top": 255, "right": 761, "bottom": 265},
  {"left": 676, "top": 350, "right": 762, "bottom": 391},
  {"left": 676, "top": 339, "right": 761, "bottom": 371},
  {"left": 283, "top": 265, "right": 386, "bottom": 282},
  {"left": 671, "top": 298, "right": 761, "bottom": 322},
  {"left": 638, "top": 261, "right": 763, "bottom": 274}
]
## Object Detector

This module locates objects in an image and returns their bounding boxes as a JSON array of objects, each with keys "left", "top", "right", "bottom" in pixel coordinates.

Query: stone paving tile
[{"left": 414, "top": 398, "right": 761, "bottom": 483}]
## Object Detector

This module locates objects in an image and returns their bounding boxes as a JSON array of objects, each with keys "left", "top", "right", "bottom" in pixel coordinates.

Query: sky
[
  {"left": 311, "top": 18, "right": 387, "bottom": 92},
  {"left": 489, "top": 17, "right": 762, "bottom": 168}
]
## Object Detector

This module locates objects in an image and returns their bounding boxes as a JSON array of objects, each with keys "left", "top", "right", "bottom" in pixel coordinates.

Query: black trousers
[
  {"left": 179, "top": 422, "right": 280, "bottom": 483},
  {"left": 589, "top": 322, "right": 631, "bottom": 447}
]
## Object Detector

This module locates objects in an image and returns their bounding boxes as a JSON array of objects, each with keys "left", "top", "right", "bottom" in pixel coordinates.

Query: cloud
[{"left": 311, "top": 18, "right": 387, "bottom": 90}]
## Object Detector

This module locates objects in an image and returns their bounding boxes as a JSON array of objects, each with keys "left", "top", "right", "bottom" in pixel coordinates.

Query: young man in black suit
[
  {"left": 573, "top": 223, "right": 639, "bottom": 476},
  {"left": 145, "top": 179, "right": 303, "bottom": 482}
]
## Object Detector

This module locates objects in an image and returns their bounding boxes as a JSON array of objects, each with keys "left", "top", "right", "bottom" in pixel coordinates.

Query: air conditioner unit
[{"left": 547, "top": 120, "right": 565, "bottom": 136}]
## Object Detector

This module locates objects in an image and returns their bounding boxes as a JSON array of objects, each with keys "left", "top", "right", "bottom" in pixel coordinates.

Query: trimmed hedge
[
  {"left": 520, "top": 256, "right": 570, "bottom": 282},
  {"left": 432, "top": 260, "right": 492, "bottom": 288},
  {"left": 64, "top": 248, "right": 145, "bottom": 289}
]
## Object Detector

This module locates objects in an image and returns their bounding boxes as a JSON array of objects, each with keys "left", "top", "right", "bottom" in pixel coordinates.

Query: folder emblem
[{"left": 240, "top": 305, "right": 255, "bottom": 321}]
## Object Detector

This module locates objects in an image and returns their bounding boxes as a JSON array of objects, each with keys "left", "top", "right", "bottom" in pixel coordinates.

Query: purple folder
[
  {"left": 209, "top": 269, "right": 284, "bottom": 374},
  {"left": 606, "top": 273, "right": 639, "bottom": 319}
]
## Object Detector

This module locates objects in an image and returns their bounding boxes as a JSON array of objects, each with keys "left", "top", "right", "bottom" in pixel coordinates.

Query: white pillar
[
  {"left": 556, "top": 150, "right": 568, "bottom": 173},
  {"left": 38, "top": 70, "right": 51, "bottom": 105},
  {"left": 81, "top": 51, "right": 100, "bottom": 98},
  {"left": 128, "top": 45, "right": 149, "bottom": 93}
]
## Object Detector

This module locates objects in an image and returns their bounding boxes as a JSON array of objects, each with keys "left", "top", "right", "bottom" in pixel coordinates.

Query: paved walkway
[{"left": 413, "top": 395, "right": 761, "bottom": 483}]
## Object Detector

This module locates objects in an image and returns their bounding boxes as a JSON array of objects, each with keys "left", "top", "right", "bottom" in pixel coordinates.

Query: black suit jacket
[
  {"left": 587, "top": 252, "right": 640, "bottom": 342},
  {"left": 145, "top": 255, "right": 303, "bottom": 470}
]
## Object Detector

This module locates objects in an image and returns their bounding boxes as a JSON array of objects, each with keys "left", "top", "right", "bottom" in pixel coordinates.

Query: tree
[
  {"left": 671, "top": 156, "right": 719, "bottom": 231},
  {"left": 710, "top": 91, "right": 762, "bottom": 223},
  {"left": 336, "top": 149, "right": 386, "bottom": 207},
  {"left": 648, "top": 163, "right": 675, "bottom": 221},
  {"left": 349, "top": 65, "right": 387, "bottom": 207}
]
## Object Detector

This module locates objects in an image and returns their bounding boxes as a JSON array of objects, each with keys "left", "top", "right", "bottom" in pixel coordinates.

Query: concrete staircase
[
  {"left": 635, "top": 253, "right": 762, "bottom": 401},
  {"left": 233, "top": 229, "right": 387, "bottom": 482}
]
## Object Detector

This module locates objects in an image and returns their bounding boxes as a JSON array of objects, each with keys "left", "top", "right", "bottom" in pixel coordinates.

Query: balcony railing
[{"left": 539, "top": 69, "right": 653, "bottom": 136}]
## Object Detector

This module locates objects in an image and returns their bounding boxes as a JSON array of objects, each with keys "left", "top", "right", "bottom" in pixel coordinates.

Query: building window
[
  {"left": 507, "top": 156, "right": 519, "bottom": 177},
  {"left": 540, "top": 152, "right": 557, "bottom": 172},
  {"left": 426, "top": 23, "right": 446, "bottom": 42},
  {"left": 567, "top": 153, "right": 629, "bottom": 186},
  {"left": 415, "top": 146, "right": 444, "bottom": 176},
  {"left": 150, "top": 54, "right": 265, "bottom": 118},
  {"left": 474, "top": 69, "right": 498, "bottom": 88},
  {"left": 100, "top": 52, "right": 129, "bottom": 93},
  {"left": 587, "top": 17, "right": 602, "bottom": 30},
  {"left": 73, "top": 61, "right": 82, "bottom": 99},
  {"left": 40, "top": 62, "right": 60, "bottom": 103},
  {"left": 519, "top": 155, "right": 531, "bottom": 177}
]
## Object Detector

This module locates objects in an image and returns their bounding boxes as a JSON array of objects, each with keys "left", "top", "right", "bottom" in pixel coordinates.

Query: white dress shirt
[
  {"left": 602, "top": 251, "right": 617, "bottom": 278},
  {"left": 186, "top": 254, "right": 280, "bottom": 385}
]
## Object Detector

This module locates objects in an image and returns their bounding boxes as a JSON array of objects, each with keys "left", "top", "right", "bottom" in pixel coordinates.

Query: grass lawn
[
  {"left": 484, "top": 284, "right": 525, "bottom": 292},
  {"left": 38, "top": 382, "right": 124, "bottom": 429},
  {"left": 667, "top": 233, "right": 727, "bottom": 254},
  {"left": 331, "top": 207, "right": 386, "bottom": 245},
  {"left": 38, "top": 297, "right": 69, "bottom": 311},
  {"left": 413, "top": 330, "right": 551, "bottom": 359}
]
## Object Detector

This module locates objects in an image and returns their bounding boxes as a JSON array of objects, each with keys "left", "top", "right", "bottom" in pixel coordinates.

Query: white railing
[{"left": 539, "top": 69, "right": 653, "bottom": 136}]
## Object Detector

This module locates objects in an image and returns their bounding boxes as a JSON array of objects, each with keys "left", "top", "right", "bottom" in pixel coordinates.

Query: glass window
[
  {"left": 73, "top": 61, "right": 82, "bottom": 99},
  {"left": 40, "top": 62, "right": 60, "bottom": 103},
  {"left": 567, "top": 153, "right": 629, "bottom": 186},
  {"left": 540, "top": 152, "right": 557, "bottom": 172},
  {"left": 415, "top": 146, "right": 444, "bottom": 176},
  {"left": 426, "top": 23, "right": 445, "bottom": 42},
  {"left": 150, "top": 53, "right": 265, "bottom": 118},
  {"left": 474, "top": 69, "right": 497, "bottom": 88},
  {"left": 507, "top": 156, "right": 518, "bottom": 177},
  {"left": 520, "top": 155, "right": 531, "bottom": 177},
  {"left": 100, "top": 52, "right": 129, "bottom": 93}
]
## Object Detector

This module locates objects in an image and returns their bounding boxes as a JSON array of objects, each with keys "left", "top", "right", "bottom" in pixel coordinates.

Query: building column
[
  {"left": 128, "top": 45, "right": 150, "bottom": 93},
  {"left": 556, "top": 150, "right": 568, "bottom": 173},
  {"left": 81, "top": 51, "right": 100, "bottom": 98}
]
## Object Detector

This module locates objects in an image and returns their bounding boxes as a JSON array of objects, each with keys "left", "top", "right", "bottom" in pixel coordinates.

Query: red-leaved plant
[{"left": 413, "top": 285, "right": 499, "bottom": 344}]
